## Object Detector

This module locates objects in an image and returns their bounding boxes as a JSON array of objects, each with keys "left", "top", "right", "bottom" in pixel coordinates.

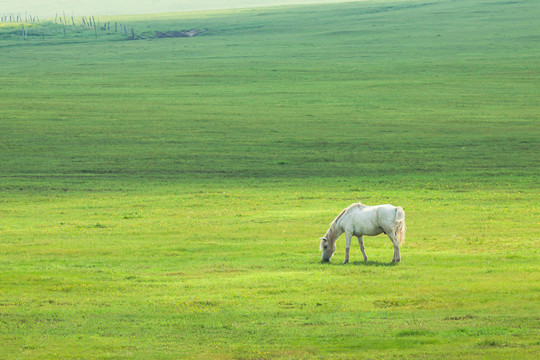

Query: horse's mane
[
  {"left": 332, "top": 202, "right": 364, "bottom": 224},
  {"left": 324, "top": 202, "right": 364, "bottom": 243}
]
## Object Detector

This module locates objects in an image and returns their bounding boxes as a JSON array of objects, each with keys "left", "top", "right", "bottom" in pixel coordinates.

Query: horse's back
[
  {"left": 354, "top": 204, "right": 401, "bottom": 233},
  {"left": 340, "top": 205, "right": 383, "bottom": 236}
]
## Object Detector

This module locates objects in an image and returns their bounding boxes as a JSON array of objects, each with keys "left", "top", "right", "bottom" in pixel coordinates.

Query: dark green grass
[
  {"left": 1, "top": 0, "right": 538, "bottom": 182},
  {"left": 0, "top": 0, "right": 539, "bottom": 358}
]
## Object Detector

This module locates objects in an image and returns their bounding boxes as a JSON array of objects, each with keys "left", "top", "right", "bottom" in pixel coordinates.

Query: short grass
[{"left": 1, "top": 0, "right": 539, "bottom": 358}]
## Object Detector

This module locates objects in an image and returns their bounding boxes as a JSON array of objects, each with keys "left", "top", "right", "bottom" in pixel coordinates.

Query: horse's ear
[{"left": 319, "top": 237, "right": 328, "bottom": 251}]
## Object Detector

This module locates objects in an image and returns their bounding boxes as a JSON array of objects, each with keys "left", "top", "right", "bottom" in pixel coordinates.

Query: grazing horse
[{"left": 319, "top": 202, "right": 406, "bottom": 263}]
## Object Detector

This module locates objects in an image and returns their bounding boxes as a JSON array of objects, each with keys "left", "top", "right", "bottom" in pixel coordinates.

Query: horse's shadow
[
  {"left": 319, "top": 260, "right": 398, "bottom": 267},
  {"left": 350, "top": 260, "right": 398, "bottom": 267}
]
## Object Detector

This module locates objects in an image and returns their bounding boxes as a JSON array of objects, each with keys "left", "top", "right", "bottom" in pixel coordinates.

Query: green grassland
[{"left": 1, "top": 0, "right": 539, "bottom": 358}]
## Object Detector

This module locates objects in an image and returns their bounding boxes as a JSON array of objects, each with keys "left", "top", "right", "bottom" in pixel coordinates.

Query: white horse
[{"left": 319, "top": 202, "right": 406, "bottom": 263}]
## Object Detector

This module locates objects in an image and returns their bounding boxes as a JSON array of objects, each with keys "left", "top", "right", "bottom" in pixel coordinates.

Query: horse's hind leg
[
  {"left": 357, "top": 235, "right": 368, "bottom": 262},
  {"left": 387, "top": 232, "right": 401, "bottom": 263}
]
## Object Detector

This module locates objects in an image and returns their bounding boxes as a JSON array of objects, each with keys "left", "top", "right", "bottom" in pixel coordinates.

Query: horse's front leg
[
  {"left": 344, "top": 232, "right": 353, "bottom": 264},
  {"left": 357, "top": 235, "right": 368, "bottom": 262}
]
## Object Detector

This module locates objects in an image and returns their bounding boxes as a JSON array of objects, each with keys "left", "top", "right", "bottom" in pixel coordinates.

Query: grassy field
[{"left": 1, "top": 0, "right": 539, "bottom": 358}]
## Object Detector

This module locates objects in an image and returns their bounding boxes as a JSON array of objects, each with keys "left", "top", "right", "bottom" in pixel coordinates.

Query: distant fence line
[
  {"left": 1, "top": 11, "right": 201, "bottom": 41},
  {"left": 0, "top": 12, "right": 136, "bottom": 40},
  {"left": 1, "top": 14, "right": 40, "bottom": 23}
]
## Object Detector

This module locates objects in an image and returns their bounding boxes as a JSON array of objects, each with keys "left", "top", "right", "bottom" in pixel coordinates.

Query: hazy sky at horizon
[{"left": 0, "top": 0, "right": 360, "bottom": 18}]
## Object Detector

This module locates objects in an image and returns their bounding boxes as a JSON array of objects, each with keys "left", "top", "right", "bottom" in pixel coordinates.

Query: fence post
[{"left": 21, "top": 25, "right": 28, "bottom": 40}]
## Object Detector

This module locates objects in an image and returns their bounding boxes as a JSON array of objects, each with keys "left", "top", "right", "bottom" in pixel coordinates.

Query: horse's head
[{"left": 319, "top": 237, "right": 335, "bottom": 263}]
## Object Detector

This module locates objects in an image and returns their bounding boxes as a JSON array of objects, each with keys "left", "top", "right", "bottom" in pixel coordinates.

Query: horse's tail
[{"left": 394, "top": 206, "right": 406, "bottom": 246}]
